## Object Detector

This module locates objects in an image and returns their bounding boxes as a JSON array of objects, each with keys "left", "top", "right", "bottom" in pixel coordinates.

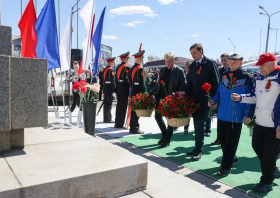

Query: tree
[{"left": 147, "top": 55, "right": 161, "bottom": 62}]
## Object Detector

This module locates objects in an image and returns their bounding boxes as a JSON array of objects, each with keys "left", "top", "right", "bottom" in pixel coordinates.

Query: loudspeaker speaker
[{"left": 71, "top": 49, "right": 83, "bottom": 69}]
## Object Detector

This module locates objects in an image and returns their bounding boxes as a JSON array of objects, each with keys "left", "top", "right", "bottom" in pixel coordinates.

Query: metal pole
[
  {"left": 35, "top": 0, "right": 37, "bottom": 16},
  {"left": 265, "top": 17, "right": 270, "bottom": 53},
  {"left": 68, "top": 9, "right": 73, "bottom": 123},
  {"left": 58, "top": 0, "right": 60, "bottom": 43},
  {"left": 21, "top": 0, "right": 22, "bottom": 16},
  {"left": 228, "top": 38, "right": 236, "bottom": 53},
  {"left": 259, "top": 28, "right": 262, "bottom": 56},
  {"left": 77, "top": 0, "right": 78, "bottom": 49},
  {"left": 275, "top": 29, "right": 278, "bottom": 54},
  {"left": 0, "top": 0, "right": 2, "bottom": 25}
]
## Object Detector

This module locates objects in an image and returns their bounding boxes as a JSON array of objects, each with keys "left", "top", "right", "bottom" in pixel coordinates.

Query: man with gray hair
[{"left": 149, "top": 52, "right": 187, "bottom": 148}]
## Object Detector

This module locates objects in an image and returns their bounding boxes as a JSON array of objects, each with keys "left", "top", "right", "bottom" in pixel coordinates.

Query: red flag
[
  {"left": 18, "top": 0, "right": 37, "bottom": 58},
  {"left": 78, "top": 59, "right": 84, "bottom": 74}
]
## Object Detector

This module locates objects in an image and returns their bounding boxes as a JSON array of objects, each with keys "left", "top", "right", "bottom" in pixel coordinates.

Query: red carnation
[
  {"left": 80, "top": 86, "right": 87, "bottom": 93},
  {"left": 170, "top": 114, "right": 174, "bottom": 118},
  {"left": 222, "top": 75, "right": 226, "bottom": 79},
  {"left": 73, "top": 83, "right": 79, "bottom": 90},
  {"left": 202, "top": 83, "right": 211, "bottom": 92},
  {"left": 175, "top": 110, "right": 180, "bottom": 114},
  {"left": 170, "top": 108, "right": 173, "bottom": 112},
  {"left": 229, "top": 73, "right": 233, "bottom": 76},
  {"left": 160, "top": 80, "right": 165, "bottom": 84},
  {"left": 163, "top": 111, "right": 168, "bottom": 116},
  {"left": 80, "top": 79, "right": 86, "bottom": 84}
]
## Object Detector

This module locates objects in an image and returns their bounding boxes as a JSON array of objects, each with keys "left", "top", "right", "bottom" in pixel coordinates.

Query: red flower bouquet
[
  {"left": 129, "top": 92, "right": 156, "bottom": 117},
  {"left": 72, "top": 80, "right": 100, "bottom": 103},
  {"left": 158, "top": 93, "right": 199, "bottom": 127}
]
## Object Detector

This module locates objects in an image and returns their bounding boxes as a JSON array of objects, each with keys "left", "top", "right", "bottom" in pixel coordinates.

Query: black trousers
[
  {"left": 155, "top": 110, "right": 174, "bottom": 143},
  {"left": 219, "top": 119, "right": 242, "bottom": 169},
  {"left": 71, "top": 91, "right": 80, "bottom": 112},
  {"left": 129, "top": 111, "right": 139, "bottom": 132},
  {"left": 99, "top": 84, "right": 103, "bottom": 100},
  {"left": 103, "top": 92, "right": 113, "bottom": 123},
  {"left": 252, "top": 124, "right": 280, "bottom": 184},
  {"left": 115, "top": 93, "right": 129, "bottom": 128},
  {"left": 205, "top": 116, "right": 212, "bottom": 132}
]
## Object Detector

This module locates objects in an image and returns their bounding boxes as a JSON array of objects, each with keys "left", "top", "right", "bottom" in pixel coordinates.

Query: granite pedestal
[
  {"left": 0, "top": 25, "right": 48, "bottom": 153},
  {"left": 0, "top": 116, "right": 148, "bottom": 198}
]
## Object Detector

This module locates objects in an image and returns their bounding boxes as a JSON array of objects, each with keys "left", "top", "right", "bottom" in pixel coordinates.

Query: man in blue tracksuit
[{"left": 209, "top": 53, "right": 255, "bottom": 177}]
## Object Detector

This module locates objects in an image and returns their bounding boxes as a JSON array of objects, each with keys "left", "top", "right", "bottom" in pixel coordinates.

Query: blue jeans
[
  {"left": 155, "top": 111, "right": 174, "bottom": 143},
  {"left": 193, "top": 117, "right": 207, "bottom": 152}
]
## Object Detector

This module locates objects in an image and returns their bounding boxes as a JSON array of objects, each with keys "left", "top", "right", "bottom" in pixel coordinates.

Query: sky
[{"left": 1, "top": 0, "right": 280, "bottom": 62}]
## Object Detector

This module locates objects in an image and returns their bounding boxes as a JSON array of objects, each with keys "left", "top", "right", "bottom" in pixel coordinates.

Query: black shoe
[
  {"left": 217, "top": 167, "right": 231, "bottom": 177},
  {"left": 130, "top": 130, "right": 144, "bottom": 134},
  {"left": 233, "top": 156, "right": 238, "bottom": 164},
  {"left": 192, "top": 151, "right": 203, "bottom": 161},
  {"left": 160, "top": 141, "right": 170, "bottom": 148},
  {"left": 252, "top": 182, "right": 273, "bottom": 193},
  {"left": 114, "top": 125, "right": 123, "bottom": 128},
  {"left": 211, "top": 139, "right": 221, "bottom": 145},
  {"left": 158, "top": 137, "right": 165, "bottom": 145},
  {"left": 183, "top": 129, "right": 189, "bottom": 135},
  {"left": 205, "top": 132, "right": 211, "bottom": 137},
  {"left": 186, "top": 149, "right": 195, "bottom": 156}
]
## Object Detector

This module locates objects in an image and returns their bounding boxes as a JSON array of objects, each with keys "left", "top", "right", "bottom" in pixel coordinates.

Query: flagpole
[
  {"left": 57, "top": 0, "right": 66, "bottom": 122},
  {"left": 35, "top": 0, "right": 37, "bottom": 16},
  {"left": 68, "top": 9, "right": 73, "bottom": 124},
  {"left": 77, "top": 0, "right": 78, "bottom": 49},
  {"left": 0, "top": 0, "right": 2, "bottom": 25},
  {"left": 21, "top": 0, "right": 22, "bottom": 16}
]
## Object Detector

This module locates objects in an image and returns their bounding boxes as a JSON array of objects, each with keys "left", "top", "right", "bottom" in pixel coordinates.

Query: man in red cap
[
  {"left": 232, "top": 52, "right": 280, "bottom": 193},
  {"left": 114, "top": 52, "right": 130, "bottom": 128},
  {"left": 129, "top": 50, "right": 146, "bottom": 134},
  {"left": 103, "top": 57, "right": 116, "bottom": 123}
]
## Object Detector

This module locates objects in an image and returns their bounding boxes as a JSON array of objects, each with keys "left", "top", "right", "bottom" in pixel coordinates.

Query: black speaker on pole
[{"left": 71, "top": 49, "right": 83, "bottom": 69}]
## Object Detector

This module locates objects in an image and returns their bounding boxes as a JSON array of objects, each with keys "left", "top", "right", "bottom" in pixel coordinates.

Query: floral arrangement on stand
[
  {"left": 72, "top": 79, "right": 100, "bottom": 103},
  {"left": 158, "top": 93, "right": 199, "bottom": 127},
  {"left": 244, "top": 115, "right": 256, "bottom": 136},
  {"left": 128, "top": 92, "right": 156, "bottom": 117}
]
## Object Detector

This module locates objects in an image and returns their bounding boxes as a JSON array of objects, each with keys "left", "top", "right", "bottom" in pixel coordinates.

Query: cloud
[
  {"left": 102, "top": 35, "right": 118, "bottom": 40},
  {"left": 121, "top": 21, "right": 145, "bottom": 27},
  {"left": 162, "top": 38, "right": 169, "bottom": 40},
  {"left": 191, "top": 34, "right": 200, "bottom": 37},
  {"left": 108, "top": 14, "right": 115, "bottom": 18},
  {"left": 109, "top": 6, "right": 157, "bottom": 17},
  {"left": 121, "top": 22, "right": 136, "bottom": 27},
  {"left": 158, "top": 0, "right": 178, "bottom": 5}
]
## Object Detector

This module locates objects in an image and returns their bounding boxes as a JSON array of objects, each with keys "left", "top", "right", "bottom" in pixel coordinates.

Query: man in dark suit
[
  {"left": 149, "top": 52, "right": 187, "bottom": 148},
  {"left": 114, "top": 52, "right": 130, "bottom": 128},
  {"left": 211, "top": 53, "right": 230, "bottom": 145},
  {"left": 129, "top": 50, "right": 146, "bottom": 134},
  {"left": 103, "top": 58, "right": 116, "bottom": 123},
  {"left": 98, "top": 67, "right": 105, "bottom": 101},
  {"left": 179, "top": 43, "right": 219, "bottom": 161}
]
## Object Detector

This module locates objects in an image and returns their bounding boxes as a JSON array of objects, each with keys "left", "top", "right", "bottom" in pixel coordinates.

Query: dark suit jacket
[
  {"left": 184, "top": 56, "right": 219, "bottom": 118},
  {"left": 149, "top": 65, "right": 187, "bottom": 99}
]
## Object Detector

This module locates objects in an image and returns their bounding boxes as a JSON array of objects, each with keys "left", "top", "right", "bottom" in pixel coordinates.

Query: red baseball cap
[{"left": 254, "top": 53, "right": 277, "bottom": 66}]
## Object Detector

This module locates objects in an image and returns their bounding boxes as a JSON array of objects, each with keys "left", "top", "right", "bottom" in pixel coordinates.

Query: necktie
[{"left": 196, "top": 62, "right": 199, "bottom": 67}]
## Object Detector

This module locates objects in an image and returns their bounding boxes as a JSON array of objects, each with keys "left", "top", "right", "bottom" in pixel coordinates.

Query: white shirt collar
[{"left": 197, "top": 56, "right": 203, "bottom": 64}]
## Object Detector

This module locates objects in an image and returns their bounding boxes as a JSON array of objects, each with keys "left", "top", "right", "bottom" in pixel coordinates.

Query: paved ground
[{"left": 48, "top": 104, "right": 257, "bottom": 198}]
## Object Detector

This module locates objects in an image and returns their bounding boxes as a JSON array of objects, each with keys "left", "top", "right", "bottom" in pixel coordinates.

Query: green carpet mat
[{"left": 120, "top": 128, "right": 280, "bottom": 198}]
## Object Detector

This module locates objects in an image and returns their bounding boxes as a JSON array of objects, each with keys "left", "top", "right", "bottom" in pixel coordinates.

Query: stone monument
[{"left": 0, "top": 25, "right": 48, "bottom": 153}]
